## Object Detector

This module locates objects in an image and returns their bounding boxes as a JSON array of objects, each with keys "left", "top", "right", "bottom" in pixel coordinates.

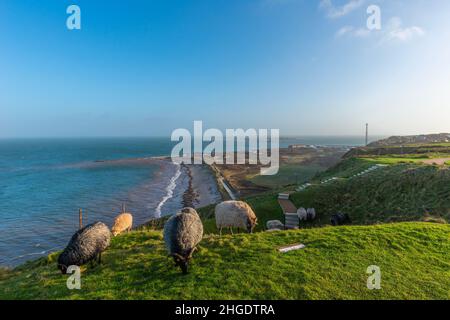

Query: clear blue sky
[{"left": 1, "top": 0, "right": 450, "bottom": 137}]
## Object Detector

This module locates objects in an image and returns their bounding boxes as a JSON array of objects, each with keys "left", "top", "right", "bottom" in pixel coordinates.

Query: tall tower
[{"left": 365, "top": 123, "right": 369, "bottom": 146}]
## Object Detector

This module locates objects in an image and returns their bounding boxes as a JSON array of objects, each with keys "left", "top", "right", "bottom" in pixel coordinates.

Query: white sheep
[
  {"left": 306, "top": 208, "right": 316, "bottom": 220},
  {"left": 297, "top": 207, "right": 307, "bottom": 221},
  {"left": 215, "top": 200, "right": 258, "bottom": 235},
  {"left": 266, "top": 220, "right": 284, "bottom": 230}
]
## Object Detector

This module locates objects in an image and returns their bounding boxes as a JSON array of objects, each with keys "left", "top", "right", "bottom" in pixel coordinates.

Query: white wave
[{"left": 154, "top": 163, "right": 182, "bottom": 218}]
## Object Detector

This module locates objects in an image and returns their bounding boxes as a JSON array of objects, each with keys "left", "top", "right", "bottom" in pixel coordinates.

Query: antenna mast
[{"left": 365, "top": 123, "right": 369, "bottom": 146}]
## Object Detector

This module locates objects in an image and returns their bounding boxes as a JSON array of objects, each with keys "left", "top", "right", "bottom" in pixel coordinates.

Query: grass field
[
  {"left": 250, "top": 164, "right": 325, "bottom": 188},
  {"left": 361, "top": 154, "right": 450, "bottom": 165},
  {"left": 291, "top": 162, "right": 450, "bottom": 226},
  {"left": 0, "top": 222, "right": 448, "bottom": 300}
]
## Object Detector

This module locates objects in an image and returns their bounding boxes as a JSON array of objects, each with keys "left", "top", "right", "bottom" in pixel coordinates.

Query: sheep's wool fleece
[
  {"left": 163, "top": 208, "right": 203, "bottom": 256},
  {"left": 112, "top": 213, "right": 133, "bottom": 234},
  {"left": 215, "top": 200, "right": 257, "bottom": 228},
  {"left": 58, "top": 222, "right": 111, "bottom": 266}
]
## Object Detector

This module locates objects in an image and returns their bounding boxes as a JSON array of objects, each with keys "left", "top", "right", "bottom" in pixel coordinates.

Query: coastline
[
  {"left": 85, "top": 156, "right": 223, "bottom": 222},
  {"left": 0, "top": 155, "right": 222, "bottom": 267},
  {"left": 179, "top": 163, "right": 223, "bottom": 211},
  {"left": 90, "top": 155, "right": 223, "bottom": 213}
]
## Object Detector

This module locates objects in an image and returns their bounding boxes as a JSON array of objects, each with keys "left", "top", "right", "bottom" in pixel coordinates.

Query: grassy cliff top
[{"left": 0, "top": 222, "right": 449, "bottom": 300}]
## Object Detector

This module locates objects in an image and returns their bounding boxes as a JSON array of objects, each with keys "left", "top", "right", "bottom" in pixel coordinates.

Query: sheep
[
  {"left": 266, "top": 220, "right": 284, "bottom": 230},
  {"left": 57, "top": 222, "right": 111, "bottom": 274},
  {"left": 297, "top": 207, "right": 307, "bottom": 221},
  {"left": 163, "top": 207, "right": 203, "bottom": 274},
  {"left": 306, "top": 208, "right": 316, "bottom": 221},
  {"left": 111, "top": 213, "right": 133, "bottom": 236},
  {"left": 298, "top": 208, "right": 316, "bottom": 221},
  {"left": 214, "top": 200, "right": 258, "bottom": 235},
  {"left": 330, "top": 213, "right": 351, "bottom": 226}
]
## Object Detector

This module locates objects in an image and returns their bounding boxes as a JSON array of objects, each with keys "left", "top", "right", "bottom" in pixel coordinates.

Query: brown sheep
[{"left": 111, "top": 213, "right": 133, "bottom": 236}]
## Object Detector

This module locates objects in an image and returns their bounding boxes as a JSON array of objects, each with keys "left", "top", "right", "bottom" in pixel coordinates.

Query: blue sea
[{"left": 0, "top": 136, "right": 375, "bottom": 266}]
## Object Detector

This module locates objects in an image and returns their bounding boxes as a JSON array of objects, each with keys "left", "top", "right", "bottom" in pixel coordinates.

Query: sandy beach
[
  {"left": 96, "top": 157, "right": 223, "bottom": 213},
  {"left": 181, "top": 163, "right": 222, "bottom": 209}
]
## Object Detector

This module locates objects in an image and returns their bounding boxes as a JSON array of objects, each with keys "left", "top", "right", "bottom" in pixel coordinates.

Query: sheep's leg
[
  {"left": 98, "top": 253, "right": 102, "bottom": 264},
  {"left": 219, "top": 227, "right": 222, "bottom": 236},
  {"left": 229, "top": 227, "right": 234, "bottom": 235}
]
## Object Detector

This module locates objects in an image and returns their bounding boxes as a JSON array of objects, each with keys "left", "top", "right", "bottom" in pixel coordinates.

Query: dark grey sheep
[
  {"left": 57, "top": 222, "right": 111, "bottom": 274},
  {"left": 330, "top": 213, "right": 351, "bottom": 226},
  {"left": 163, "top": 207, "right": 203, "bottom": 274}
]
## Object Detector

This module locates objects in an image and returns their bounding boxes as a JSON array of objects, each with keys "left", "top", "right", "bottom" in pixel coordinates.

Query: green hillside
[
  {"left": 0, "top": 222, "right": 449, "bottom": 300},
  {"left": 2, "top": 144, "right": 450, "bottom": 300},
  {"left": 289, "top": 159, "right": 450, "bottom": 227}
]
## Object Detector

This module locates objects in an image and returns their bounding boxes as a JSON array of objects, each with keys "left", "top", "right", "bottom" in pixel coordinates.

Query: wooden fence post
[{"left": 79, "top": 208, "right": 83, "bottom": 229}]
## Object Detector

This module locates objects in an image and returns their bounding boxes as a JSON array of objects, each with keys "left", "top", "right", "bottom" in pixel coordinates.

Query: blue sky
[{"left": 1, "top": 0, "right": 450, "bottom": 137}]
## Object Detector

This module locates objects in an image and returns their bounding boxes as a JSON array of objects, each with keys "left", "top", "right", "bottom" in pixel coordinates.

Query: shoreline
[
  {"left": 0, "top": 156, "right": 221, "bottom": 268},
  {"left": 181, "top": 163, "right": 223, "bottom": 210}
]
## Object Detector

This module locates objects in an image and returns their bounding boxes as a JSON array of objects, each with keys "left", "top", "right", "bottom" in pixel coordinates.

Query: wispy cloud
[
  {"left": 383, "top": 17, "right": 425, "bottom": 42},
  {"left": 336, "top": 25, "right": 370, "bottom": 38},
  {"left": 319, "top": 0, "right": 365, "bottom": 19},
  {"left": 336, "top": 18, "right": 425, "bottom": 44}
]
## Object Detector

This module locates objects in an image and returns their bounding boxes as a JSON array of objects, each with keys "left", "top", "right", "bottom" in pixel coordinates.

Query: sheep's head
[
  {"left": 246, "top": 216, "right": 258, "bottom": 233},
  {"left": 171, "top": 253, "right": 189, "bottom": 274},
  {"left": 171, "top": 247, "right": 197, "bottom": 274},
  {"left": 58, "top": 263, "right": 68, "bottom": 274},
  {"left": 57, "top": 252, "right": 69, "bottom": 274},
  {"left": 111, "top": 228, "right": 120, "bottom": 237}
]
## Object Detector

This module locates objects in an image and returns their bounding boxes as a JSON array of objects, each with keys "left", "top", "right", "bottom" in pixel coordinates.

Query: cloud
[
  {"left": 336, "top": 18, "right": 425, "bottom": 44},
  {"left": 320, "top": 0, "right": 365, "bottom": 18},
  {"left": 383, "top": 17, "right": 425, "bottom": 42},
  {"left": 336, "top": 26, "right": 370, "bottom": 38}
]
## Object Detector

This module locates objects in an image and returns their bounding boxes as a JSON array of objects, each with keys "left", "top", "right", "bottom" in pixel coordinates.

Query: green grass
[
  {"left": 0, "top": 222, "right": 448, "bottom": 300},
  {"left": 251, "top": 164, "right": 325, "bottom": 188},
  {"left": 312, "top": 157, "right": 374, "bottom": 181},
  {"left": 361, "top": 154, "right": 450, "bottom": 165},
  {"left": 291, "top": 162, "right": 450, "bottom": 226}
]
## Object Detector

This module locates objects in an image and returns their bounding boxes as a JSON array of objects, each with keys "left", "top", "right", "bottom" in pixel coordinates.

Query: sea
[{"left": 0, "top": 136, "right": 377, "bottom": 267}]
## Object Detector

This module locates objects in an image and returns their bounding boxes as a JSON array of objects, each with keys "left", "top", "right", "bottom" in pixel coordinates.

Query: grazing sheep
[
  {"left": 306, "top": 208, "right": 316, "bottom": 221},
  {"left": 163, "top": 207, "right": 203, "bottom": 274},
  {"left": 266, "top": 220, "right": 284, "bottom": 230},
  {"left": 111, "top": 213, "right": 133, "bottom": 236},
  {"left": 215, "top": 200, "right": 258, "bottom": 235},
  {"left": 298, "top": 208, "right": 316, "bottom": 221},
  {"left": 297, "top": 208, "right": 307, "bottom": 221},
  {"left": 58, "top": 222, "right": 111, "bottom": 274},
  {"left": 330, "top": 213, "right": 351, "bottom": 226}
]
